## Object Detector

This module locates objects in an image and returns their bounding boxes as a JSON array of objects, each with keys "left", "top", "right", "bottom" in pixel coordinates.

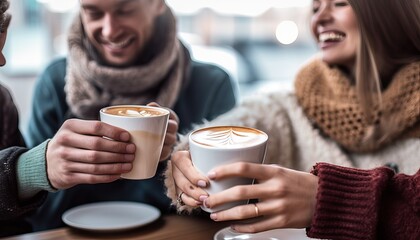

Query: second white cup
[{"left": 189, "top": 126, "right": 268, "bottom": 213}]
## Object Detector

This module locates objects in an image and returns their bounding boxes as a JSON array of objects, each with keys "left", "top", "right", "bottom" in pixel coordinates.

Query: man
[
  {"left": 26, "top": 0, "right": 236, "bottom": 231},
  {"left": 1, "top": 0, "right": 144, "bottom": 236}
]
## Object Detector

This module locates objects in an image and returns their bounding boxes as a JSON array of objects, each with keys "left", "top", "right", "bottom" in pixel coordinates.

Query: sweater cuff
[
  {"left": 307, "top": 162, "right": 393, "bottom": 240},
  {"left": 16, "top": 140, "right": 57, "bottom": 199}
]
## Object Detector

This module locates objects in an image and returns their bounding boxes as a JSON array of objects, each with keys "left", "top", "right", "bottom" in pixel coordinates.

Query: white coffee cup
[
  {"left": 189, "top": 126, "right": 268, "bottom": 213},
  {"left": 100, "top": 105, "right": 169, "bottom": 180}
]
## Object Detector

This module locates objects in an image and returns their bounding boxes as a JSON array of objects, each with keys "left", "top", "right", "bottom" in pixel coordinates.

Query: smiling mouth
[
  {"left": 103, "top": 38, "right": 133, "bottom": 50},
  {"left": 319, "top": 32, "right": 345, "bottom": 42}
]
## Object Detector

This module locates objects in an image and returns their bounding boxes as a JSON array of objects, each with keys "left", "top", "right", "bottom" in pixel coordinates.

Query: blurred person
[
  {"left": 0, "top": 0, "right": 142, "bottom": 237},
  {"left": 165, "top": 0, "right": 420, "bottom": 239},
  {"left": 26, "top": 0, "right": 236, "bottom": 231}
]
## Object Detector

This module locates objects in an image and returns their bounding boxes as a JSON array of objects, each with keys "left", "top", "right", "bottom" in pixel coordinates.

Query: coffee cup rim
[{"left": 100, "top": 105, "right": 170, "bottom": 118}]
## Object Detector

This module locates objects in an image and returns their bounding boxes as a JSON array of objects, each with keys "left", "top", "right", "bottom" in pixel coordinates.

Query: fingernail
[
  {"left": 126, "top": 144, "right": 136, "bottom": 153},
  {"left": 197, "top": 180, "right": 206, "bottom": 187},
  {"left": 210, "top": 213, "right": 217, "bottom": 220},
  {"left": 120, "top": 132, "right": 130, "bottom": 141},
  {"left": 203, "top": 199, "right": 210, "bottom": 208},
  {"left": 208, "top": 171, "right": 216, "bottom": 179},
  {"left": 199, "top": 195, "right": 208, "bottom": 202}
]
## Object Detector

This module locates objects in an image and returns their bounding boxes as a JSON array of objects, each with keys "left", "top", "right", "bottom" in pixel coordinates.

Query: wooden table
[{"left": 2, "top": 215, "right": 230, "bottom": 240}]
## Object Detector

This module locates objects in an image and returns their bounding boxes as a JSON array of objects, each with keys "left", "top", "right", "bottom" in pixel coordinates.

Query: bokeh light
[{"left": 275, "top": 20, "right": 299, "bottom": 45}]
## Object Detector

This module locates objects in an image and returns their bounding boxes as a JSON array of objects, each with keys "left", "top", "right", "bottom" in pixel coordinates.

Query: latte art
[
  {"left": 191, "top": 126, "right": 267, "bottom": 148},
  {"left": 117, "top": 109, "right": 156, "bottom": 117},
  {"left": 103, "top": 106, "right": 165, "bottom": 117}
]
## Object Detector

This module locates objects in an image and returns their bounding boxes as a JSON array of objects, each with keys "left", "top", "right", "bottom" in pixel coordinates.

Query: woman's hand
[
  {"left": 170, "top": 150, "right": 210, "bottom": 207},
  {"left": 147, "top": 102, "right": 179, "bottom": 161},
  {"left": 46, "top": 119, "right": 136, "bottom": 190},
  {"left": 202, "top": 162, "right": 318, "bottom": 233}
]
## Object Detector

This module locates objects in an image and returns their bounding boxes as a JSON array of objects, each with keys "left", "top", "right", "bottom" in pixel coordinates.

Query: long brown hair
[{"left": 349, "top": 0, "right": 420, "bottom": 143}]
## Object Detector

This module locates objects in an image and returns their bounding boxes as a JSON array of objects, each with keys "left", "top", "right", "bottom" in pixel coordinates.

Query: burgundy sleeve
[{"left": 307, "top": 162, "right": 420, "bottom": 240}]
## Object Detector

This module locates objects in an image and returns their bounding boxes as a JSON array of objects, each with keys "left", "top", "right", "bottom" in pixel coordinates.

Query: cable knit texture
[
  {"left": 65, "top": 8, "right": 190, "bottom": 119},
  {"left": 295, "top": 59, "right": 420, "bottom": 152},
  {"left": 309, "top": 163, "right": 420, "bottom": 240}
]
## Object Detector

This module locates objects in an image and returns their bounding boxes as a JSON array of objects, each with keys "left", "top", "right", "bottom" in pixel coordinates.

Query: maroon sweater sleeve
[{"left": 307, "top": 163, "right": 420, "bottom": 240}]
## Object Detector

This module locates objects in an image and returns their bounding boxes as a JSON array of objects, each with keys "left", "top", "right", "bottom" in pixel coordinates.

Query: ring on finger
[
  {"left": 253, "top": 203, "right": 259, "bottom": 217},
  {"left": 177, "top": 191, "right": 185, "bottom": 206}
]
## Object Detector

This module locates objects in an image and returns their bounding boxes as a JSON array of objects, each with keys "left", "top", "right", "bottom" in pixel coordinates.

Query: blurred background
[{"left": 1, "top": 0, "right": 318, "bottom": 137}]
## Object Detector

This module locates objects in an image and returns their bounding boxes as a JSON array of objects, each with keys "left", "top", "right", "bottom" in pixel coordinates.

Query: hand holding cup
[
  {"left": 46, "top": 119, "right": 136, "bottom": 190},
  {"left": 189, "top": 126, "right": 268, "bottom": 212}
]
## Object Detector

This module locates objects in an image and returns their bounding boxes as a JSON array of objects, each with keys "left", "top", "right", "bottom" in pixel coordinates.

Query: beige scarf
[
  {"left": 295, "top": 58, "right": 420, "bottom": 153},
  {"left": 65, "top": 9, "right": 189, "bottom": 119}
]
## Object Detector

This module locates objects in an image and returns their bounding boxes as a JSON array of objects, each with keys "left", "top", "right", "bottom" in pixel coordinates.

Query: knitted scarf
[
  {"left": 295, "top": 58, "right": 420, "bottom": 153},
  {"left": 65, "top": 8, "right": 190, "bottom": 119}
]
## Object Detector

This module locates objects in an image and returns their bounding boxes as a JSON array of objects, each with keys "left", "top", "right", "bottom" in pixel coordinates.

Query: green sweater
[
  {"left": 17, "top": 140, "right": 56, "bottom": 199},
  {"left": 25, "top": 57, "right": 236, "bottom": 231}
]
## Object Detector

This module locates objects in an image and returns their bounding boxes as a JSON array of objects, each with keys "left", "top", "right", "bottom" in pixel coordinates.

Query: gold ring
[
  {"left": 253, "top": 203, "right": 259, "bottom": 217},
  {"left": 177, "top": 191, "right": 185, "bottom": 206}
]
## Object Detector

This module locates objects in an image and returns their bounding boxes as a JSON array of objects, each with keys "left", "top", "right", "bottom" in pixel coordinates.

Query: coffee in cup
[
  {"left": 100, "top": 105, "right": 169, "bottom": 180},
  {"left": 189, "top": 126, "right": 268, "bottom": 212}
]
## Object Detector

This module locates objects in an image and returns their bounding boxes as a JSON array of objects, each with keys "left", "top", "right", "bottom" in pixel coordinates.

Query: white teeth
[
  {"left": 319, "top": 32, "right": 344, "bottom": 42},
  {"left": 108, "top": 39, "right": 130, "bottom": 48}
]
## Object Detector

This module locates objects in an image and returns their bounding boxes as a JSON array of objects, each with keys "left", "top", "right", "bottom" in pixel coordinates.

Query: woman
[
  {"left": 0, "top": 0, "right": 178, "bottom": 236},
  {"left": 165, "top": 0, "right": 420, "bottom": 239}
]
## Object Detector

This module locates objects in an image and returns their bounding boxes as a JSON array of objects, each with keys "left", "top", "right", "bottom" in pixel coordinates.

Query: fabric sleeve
[
  {"left": 0, "top": 85, "right": 25, "bottom": 149},
  {"left": 17, "top": 140, "right": 57, "bottom": 200},
  {"left": 176, "top": 62, "right": 238, "bottom": 134},
  {"left": 205, "top": 69, "right": 237, "bottom": 121},
  {"left": 0, "top": 147, "right": 47, "bottom": 221},
  {"left": 308, "top": 162, "right": 420, "bottom": 240},
  {"left": 26, "top": 59, "right": 68, "bottom": 148}
]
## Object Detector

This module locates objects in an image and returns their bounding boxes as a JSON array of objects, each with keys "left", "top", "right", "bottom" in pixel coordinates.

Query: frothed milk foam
[
  {"left": 100, "top": 105, "right": 169, "bottom": 179},
  {"left": 103, "top": 106, "right": 164, "bottom": 117},
  {"left": 191, "top": 126, "right": 267, "bottom": 148}
]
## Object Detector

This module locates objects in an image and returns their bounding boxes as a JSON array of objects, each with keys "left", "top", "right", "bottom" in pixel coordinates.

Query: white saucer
[
  {"left": 62, "top": 201, "right": 160, "bottom": 232},
  {"left": 214, "top": 226, "right": 310, "bottom": 240}
]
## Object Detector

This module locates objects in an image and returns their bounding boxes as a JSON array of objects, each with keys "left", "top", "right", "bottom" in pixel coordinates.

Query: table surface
[{"left": 2, "top": 214, "right": 231, "bottom": 240}]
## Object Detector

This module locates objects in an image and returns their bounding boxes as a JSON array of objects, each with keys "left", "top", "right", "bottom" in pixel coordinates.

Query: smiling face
[
  {"left": 80, "top": 0, "right": 165, "bottom": 67},
  {"left": 311, "top": 0, "right": 359, "bottom": 72}
]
